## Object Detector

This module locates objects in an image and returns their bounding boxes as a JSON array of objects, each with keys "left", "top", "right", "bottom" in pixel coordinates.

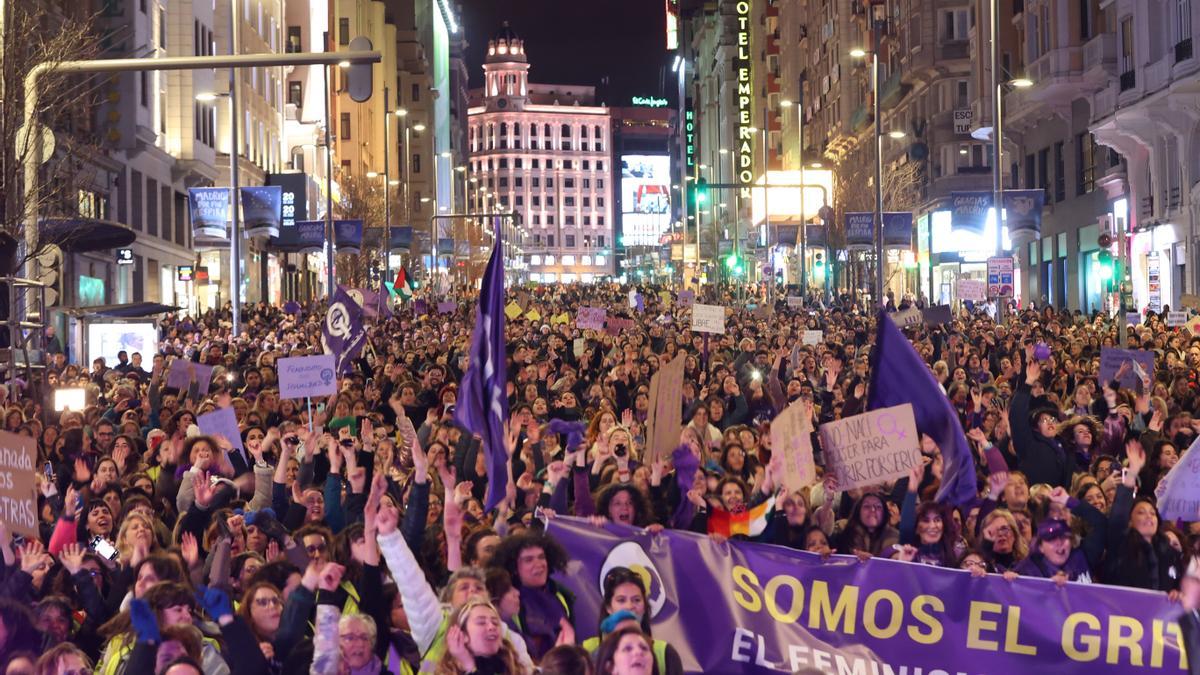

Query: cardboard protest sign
[
  {"left": 1098, "top": 347, "right": 1155, "bottom": 389},
  {"left": 786, "top": 296, "right": 804, "bottom": 308},
  {"left": 167, "top": 359, "right": 212, "bottom": 395},
  {"left": 0, "top": 430, "right": 38, "bottom": 540},
  {"left": 817, "top": 404, "right": 921, "bottom": 490},
  {"left": 576, "top": 307, "right": 607, "bottom": 330},
  {"left": 678, "top": 290, "right": 695, "bottom": 307},
  {"left": 957, "top": 279, "right": 987, "bottom": 302},
  {"left": 516, "top": 290, "right": 531, "bottom": 311},
  {"left": 1167, "top": 311, "right": 1188, "bottom": 327},
  {"left": 659, "top": 291, "right": 671, "bottom": 308},
  {"left": 573, "top": 338, "right": 587, "bottom": 358},
  {"left": 504, "top": 301, "right": 524, "bottom": 320},
  {"left": 197, "top": 406, "right": 245, "bottom": 453},
  {"left": 922, "top": 304, "right": 953, "bottom": 325},
  {"left": 1126, "top": 312, "right": 1142, "bottom": 326},
  {"left": 1181, "top": 293, "right": 1200, "bottom": 311},
  {"left": 771, "top": 399, "right": 816, "bottom": 493},
  {"left": 1156, "top": 436, "right": 1200, "bottom": 520},
  {"left": 889, "top": 307, "right": 922, "bottom": 328},
  {"left": 1188, "top": 316, "right": 1200, "bottom": 336},
  {"left": 551, "top": 312, "right": 571, "bottom": 325},
  {"left": 644, "top": 354, "right": 686, "bottom": 464},
  {"left": 437, "top": 301, "right": 458, "bottom": 314},
  {"left": 277, "top": 354, "right": 338, "bottom": 399},
  {"left": 691, "top": 303, "right": 726, "bottom": 334},
  {"left": 802, "top": 330, "right": 823, "bottom": 345},
  {"left": 413, "top": 299, "right": 428, "bottom": 315}
]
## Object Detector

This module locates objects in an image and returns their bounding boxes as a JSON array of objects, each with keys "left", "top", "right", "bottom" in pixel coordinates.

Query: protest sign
[
  {"left": 659, "top": 290, "right": 671, "bottom": 308},
  {"left": 752, "top": 304, "right": 773, "bottom": 319},
  {"left": 277, "top": 354, "right": 337, "bottom": 399},
  {"left": 691, "top": 303, "right": 726, "bottom": 334},
  {"left": 1182, "top": 293, "right": 1200, "bottom": 311},
  {"left": 801, "top": 330, "right": 823, "bottom": 346},
  {"left": 957, "top": 279, "right": 987, "bottom": 302},
  {"left": 0, "top": 431, "right": 38, "bottom": 540},
  {"left": 1127, "top": 311, "right": 1142, "bottom": 326},
  {"left": 786, "top": 296, "right": 804, "bottom": 308},
  {"left": 1189, "top": 316, "right": 1200, "bottom": 336},
  {"left": 889, "top": 307, "right": 922, "bottom": 328},
  {"left": 817, "top": 404, "right": 921, "bottom": 490},
  {"left": 1098, "top": 347, "right": 1155, "bottom": 389},
  {"left": 921, "top": 304, "right": 953, "bottom": 325},
  {"left": 644, "top": 354, "right": 685, "bottom": 463},
  {"left": 526, "top": 308, "right": 542, "bottom": 322},
  {"left": 771, "top": 399, "right": 815, "bottom": 493},
  {"left": 551, "top": 312, "right": 571, "bottom": 325},
  {"left": 413, "top": 299, "right": 428, "bottom": 316},
  {"left": 504, "top": 301, "right": 524, "bottom": 320},
  {"left": 573, "top": 338, "right": 586, "bottom": 358},
  {"left": 437, "top": 301, "right": 457, "bottom": 314},
  {"left": 577, "top": 307, "right": 607, "bottom": 330},
  {"left": 167, "top": 359, "right": 213, "bottom": 395},
  {"left": 1167, "top": 311, "right": 1187, "bottom": 327},
  {"left": 547, "top": 517, "right": 1184, "bottom": 675},
  {"left": 516, "top": 290, "right": 531, "bottom": 311},
  {"left": 197, "top": 406, "right": 245, "bottom": 453},
  {"left": 678, "top": 290, "right": 695, "bottom": 307},
  {"left": 1156, "top": 436, "right": 1200, "bottom": 520}
]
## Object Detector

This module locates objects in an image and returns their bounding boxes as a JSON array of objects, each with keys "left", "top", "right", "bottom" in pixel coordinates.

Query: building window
[
  {"left": 338, "top": 18, "right": 349, "bottom": 45},
  {"left": 566, "top": 216, "right": 575, "bottom": 225},
  {"left": 943, "top": 9, "right": 968, "bottom": 40},
  {"left": 287, "top": 26, "right": 301, "bottom": 53},
  {"left": 533, "top": 177, "right": 540, "bottom": 187},
  {"left": 412, "top": 84, "right": 420, "bottom": 102},
  {"left": 598, "top": 216, "right": 605, "bottom": 225},
  {"left": 597, "top": 179, "right": 604, "bottom": 188},
  {"left": 546, "top": 178, "right": 554, "bottom": 188},
  {"left": 566, "top": 234, "right": 576, "bottom": 247},
  {"left": 413, "top": 154, "right": 421, "bottom": 174},
  {"left": 583, "top": 197, "right": 591, "bottom": 207},
  {"left": 1175, "top": 0, "right": 1194, "bottom": 62},
  {"left": 140, "top": 71, "right": 149, "bottom": 107},
  {"left": 598, "top": 235, "right": 605, "bottom": 247},
  {"left": 499, "top": 177, "right": 508, "bottom": 188},
  {"left": 547, "top": 219, "right": 554, "bottom": 229},
  {"left": 546, "top": 196, "right": 554, "bottom": 206},
  {"left": 1077, "top": 133, "right": 1096, "bottom": 195},
  {"left": 565, "top": 196, "right": 575, "bottom": 207},
  {"left": 288, "top": 81, "right": 302, "bottom": 106},
  {"left": 533, "top": 216, "right": 541, "bottom": 226},
  {"left": 1053, "top": 141, "right": 1065, "bottom": 202},
  {"left": 597, "top": 197, "right": 605, "bottom": 207},
  {"left": 564, "top": 178, "right": 575, "bottom": 188},
  {"left": 515, "top": 177, "right": 523, "bottom": 187},
  {"left": 583, "top": 216, "right": 591, "bottom": 225},
  {"left": 1120, "top": 16, "right": 1135, "bottom": 90},
  {"left": 340, "top": 112, "right": 351, "bottom": 140},
  {"left": 583, "top": 179, "right": 591, "bottom": 188},
  {"left": 1038, "top": 148, "right": 1050, "bottom": 198},
  {"left": 1025, "top": 154, "right": 1035, "bottom": 190}
]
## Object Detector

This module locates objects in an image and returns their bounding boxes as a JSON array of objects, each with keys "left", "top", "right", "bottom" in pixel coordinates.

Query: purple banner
[{"left": 546, "top": 518, "right": 1186, "bottom": 675}]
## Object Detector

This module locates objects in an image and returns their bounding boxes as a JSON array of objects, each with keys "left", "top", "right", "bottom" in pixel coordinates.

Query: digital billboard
[{"left": 620, "top": 155, "right": 671, "bottom": 247}]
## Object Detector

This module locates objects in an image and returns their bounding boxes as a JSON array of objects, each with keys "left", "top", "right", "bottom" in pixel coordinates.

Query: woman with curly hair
[{"left": 489, "top": 531, "right": 573, "bottom": 661}]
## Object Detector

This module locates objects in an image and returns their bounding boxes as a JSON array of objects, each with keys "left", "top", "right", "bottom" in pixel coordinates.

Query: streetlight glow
[
  {"left": 413, "top": 123, "right": 426, "bottom": 132},
  {"left": 366, "top": 171, "right": 379, "bottom": 178},
  {"left": 849, "top": 48, "right": 867, "bottom": 58},
  {"left": 395, "top": 108, "right": 408, "bottom": 117},
  {"left": 194, "top": 92, "right": 219, "bottom": 101},
  {"left": 1010, "top": 77, "right": 1034, "bottom": 88},
  {"left": 779, "top": 99, "right": 794, "bottom": 108}
]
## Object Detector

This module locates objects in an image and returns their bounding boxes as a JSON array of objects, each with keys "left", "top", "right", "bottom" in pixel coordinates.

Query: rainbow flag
[{"left": 707, "top": 495, "right": 775, "bottom": 538}]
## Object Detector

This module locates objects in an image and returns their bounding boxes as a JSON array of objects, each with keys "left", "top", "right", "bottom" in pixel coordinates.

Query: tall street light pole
[
  {"left": 780, "top": 97, "right": 805, "bottom": 297},
  {"left": 872, "top": 19, "right": 885, "bottom": 310},
  {"left": 382, "top": 86, "right": 392, "bottom": 285},
  {"left": 228, "top": 5, "right": 242, "bottom": 332}
]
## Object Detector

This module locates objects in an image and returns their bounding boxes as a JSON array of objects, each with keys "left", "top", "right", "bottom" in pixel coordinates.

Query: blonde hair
[
  {"left": 433, "top": 600, "right": 523, "bottom": 675},
  {"left": 115, "top": 512, "right": 159, "bottom": 563},
  {"left": 981, "top": 509, "right": 1028, "bottom": 560}
]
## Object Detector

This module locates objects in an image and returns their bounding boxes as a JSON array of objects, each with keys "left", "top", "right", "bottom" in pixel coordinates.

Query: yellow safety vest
[
  {"left": 582, "top": 635, "right": 670, "bottom": 674},
  {"left": 99, "top": 633, "right": 223, "bottom": 675}
]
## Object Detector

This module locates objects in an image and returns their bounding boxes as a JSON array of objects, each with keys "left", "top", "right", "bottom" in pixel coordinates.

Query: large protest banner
[
  {"left": 547, "top": 517, "right": 1186, "bottom": 675},
  {"left": 0, "top": 431, "right": 38, "bottom": 540},
  {"left": 277, "top": 354, "right": 338, "bottom": 399},
  {"left": 818, "top": 404, "right": 921, "bottom": 491},
  {"left": 1098, "top": 347, "right": 1155, "bottom": 389}
]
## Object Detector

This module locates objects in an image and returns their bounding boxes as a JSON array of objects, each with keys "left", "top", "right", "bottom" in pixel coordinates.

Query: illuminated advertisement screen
[
  {"left": 86, "top": 321, "right": 159, "bottom": 369},
  {"left": 620, "top": 155, "right": 671, "bottom": 247}
]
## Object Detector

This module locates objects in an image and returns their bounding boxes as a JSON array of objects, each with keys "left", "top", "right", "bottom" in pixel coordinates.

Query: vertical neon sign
[
  {"left": 685, "top": 107, "right": 695, "bottom": 170},
  {"left": 735, "top": 0, "right": 753, "bottom": 194}
]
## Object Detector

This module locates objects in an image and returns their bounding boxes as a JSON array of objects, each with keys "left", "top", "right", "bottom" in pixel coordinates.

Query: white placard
[
  {"left": 1168, "top": 311, "right": 1188, "bottom": 327},
  {"left": 786, "top": 296, "right": 804, "bottom": 308},
  {"left": 957, "top": 279, "right": 987, "bottom": 302},
  {"left": 802, "top": 330, "right": 823, "bottom": 345},
  {"left": 691, "top": 303, "right": 726, "bottom": 334}
]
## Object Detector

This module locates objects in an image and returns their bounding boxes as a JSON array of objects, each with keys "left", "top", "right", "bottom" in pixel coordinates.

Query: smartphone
[
  {"left": 42, "top": 461, "right": 54, "bottom": 479},
  {"left": 89, "top": 535, "right": 119, "bottom": 561}
]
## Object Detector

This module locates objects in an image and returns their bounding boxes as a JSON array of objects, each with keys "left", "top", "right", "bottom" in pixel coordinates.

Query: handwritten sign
[
  {"left": 771, "top": 399, "right": 816, "bottom": 493},
  {"left": 0, "top": 431, "right": 37, "bottom": 540},
  {"left": 1181, "top": 294, "right": 1200, "bottom": 311},
  {"left": 526, "top": 308, "right": 543, "bottom": 322},
  {"left": 786, "top": 296, "right": 804, "bottom": 308},
  {"left": 678, "top": 290, "right": 695, "bottom": 307},
  {"left": 957, "top": 279, "right": 987, "bottom": 302},
  {"left": 1189, "top": 316, "right": 1200, "bottom": 336},
  {"left": 551, "top": 312, "right": 571, "bottom": 325},
  {"left": 197, "top": 406, "right": 245, "bottom": 453},
  {"left": 577, "top": 307, "right": 607, "bottom": 330},
  {"left": 167, "top": 359, "right": 213, "bottom": 395},
  {"left": 277, "top": 354, "right": 338, "bottom": 399},
  {"left": 504, "top": 301, "right": 524, "bottom": 320},
  {"left": 573, "top": 338, "right": 587, "bottom": 358},
  {"left": 802, "top": 330, "right": 823, "bottom": 346},
  {"left": 1098, "top": 347, "right": 1155, "bottom": 389},
  {"left": 437, "top": 301, "right": 458, "bottom": 314},
  {"left": 817, "top": 404, "right": 921, "bottom": 491},
  {"left": 1156, "top": 436, "right": 1200, "bottom": 520},
  {"left": 644, "top": 355, "right": 686, "bottom": 464},
  {"left": 1167, "top": 311, "right": 1188, "bottom": 327},
  {"left": 691, "top": 303, "right": 726, "bottom": 334},
  {"left": 889, "top": 307, "right": 922, "bottom": 328}
]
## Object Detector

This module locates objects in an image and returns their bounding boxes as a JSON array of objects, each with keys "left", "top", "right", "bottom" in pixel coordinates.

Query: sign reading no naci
[{"left": 818, "top": 404, "right": 921, "bottom": 491}]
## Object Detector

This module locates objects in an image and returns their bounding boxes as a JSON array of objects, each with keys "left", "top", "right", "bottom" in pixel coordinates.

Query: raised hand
[
  {"left": 180, "top": 532, "right": 200, "bottom": 569},
  {"left": 317, "top": 562, "right": 345, "bottom": 592},
  {"left": 19, "top": 541, "right": 51, "bottom": 576},
  {"left": 193, "top": 471, "right": 216, "bottom": 509},
  {"left": 1047, "top": 486, "right": 1070, "bottom": 507},
  {"left": 59, "top": 542, "right": 86, "bottom": 576},
  {"left": 1125, "top": 438, "right": 1146, "bottom": 478},
  {"left": 62, "top": 486, "right": 80, "bottom": 520},
  {"left": 987, "top": 470, "right": 1009, "bottom": 500}
]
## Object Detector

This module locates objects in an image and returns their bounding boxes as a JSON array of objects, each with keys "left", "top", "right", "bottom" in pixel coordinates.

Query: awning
[
  {"left": 38, "top": 218, "right": 137, "bottom": 252},
  {"left": 61, "top": 302, "right": 180, "bottom": 318}
]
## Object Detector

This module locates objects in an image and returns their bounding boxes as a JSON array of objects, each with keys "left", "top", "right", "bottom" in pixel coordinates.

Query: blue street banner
[
  {"left": 454, "top": 236, "right": 509, "bottom": 511},
  {"left": 883, "top": 212, "right": 914, "bottom": 248},
  {"left": 951, "top": 190, "right": 1046, "bottom": 240},
  {"left": 334, "top": 219, "right": 364, "bottom": 253},
  {"left": 321, "top": 286, "right": 366, "bottom": 374},
  {"left": 391, "top": 226, "right": 413, "bottom": 250},
  {"left": 187, "top": 187, "right": 229, "bottom": 241},
  {"left": 844, "top": 212, "right": 873, "bottom": 251},
  {"left": 547, "top": 517, "right": 1186, "bottom": 675},
  {"left": 239, "top": 186, "right": 282, "bottom": 238}
]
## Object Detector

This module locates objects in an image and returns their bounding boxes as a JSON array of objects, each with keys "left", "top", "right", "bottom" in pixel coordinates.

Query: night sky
[{"left": 458, "top": 0, "right": 674, "bottom": 106}]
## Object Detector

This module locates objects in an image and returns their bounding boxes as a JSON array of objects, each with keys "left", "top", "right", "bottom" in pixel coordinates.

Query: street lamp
[
  {"left": 195, "top": 90, "right": 244, "bottom": 325},
  {"left": 850, "top": 16, "right": 891, "bottom": 309},
  {"left": 780, "top": 96, "right": 809, "bottom": 295}
]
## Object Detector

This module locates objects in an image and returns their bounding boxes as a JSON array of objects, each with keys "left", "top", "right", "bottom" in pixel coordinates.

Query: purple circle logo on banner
[
  {"left": 319, "top": 369, "right": 334, "bottom": 384},
  {"left": 876, "top": 413, "right": 907, "bottom": 441}
]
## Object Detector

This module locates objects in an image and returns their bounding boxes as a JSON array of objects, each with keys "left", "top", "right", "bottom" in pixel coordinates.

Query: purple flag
[
  {"left": 635, "top": 293, "right": 645, "bottom": 313},
  {"left": 868, "top": 310, "right": 975, "bottom": 505},
  {"left": 321, "top": 287, "right": 366, "bottom": 374},
  {"left": 454, "top": 237, "right": 509, "bottom": 511}
]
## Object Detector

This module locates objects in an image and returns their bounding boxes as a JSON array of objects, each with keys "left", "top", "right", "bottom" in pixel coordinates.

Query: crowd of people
[{"left": 0, "top": 281, "right": 1198, "bottom": 675}]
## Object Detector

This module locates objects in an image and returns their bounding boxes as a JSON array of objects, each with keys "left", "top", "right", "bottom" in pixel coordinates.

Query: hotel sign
[
  {"left": 685, "top": 107, "right": 695, "bottom": 169},
  {"left": 736, "top": 0, "right": 753, "bottom": 191}
]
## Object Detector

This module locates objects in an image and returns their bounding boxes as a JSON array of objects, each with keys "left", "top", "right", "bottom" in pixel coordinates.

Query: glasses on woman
[{"left": 253, "top": 596, "right": 283, "bottom": 608}]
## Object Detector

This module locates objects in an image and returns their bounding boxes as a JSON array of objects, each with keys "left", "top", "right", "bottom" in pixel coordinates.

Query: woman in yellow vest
[{"left": 579, "top": 568, "right": 681, "bottom": 675}]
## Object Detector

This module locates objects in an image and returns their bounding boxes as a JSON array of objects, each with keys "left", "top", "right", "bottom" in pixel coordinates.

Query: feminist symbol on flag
[{"left": 326, "top": 302, "right": 351, "bottom": 338}]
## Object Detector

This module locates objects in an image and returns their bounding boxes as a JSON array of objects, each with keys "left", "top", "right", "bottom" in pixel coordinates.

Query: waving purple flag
[
  {"left": 321, "top": 287, "right": 366, "bottom": 374},
  {"left": 454, "top": 237, "right": 509, "bottom": 511},
  {"left": 867, "top": 310, "right": 975, "bottom": 505}
]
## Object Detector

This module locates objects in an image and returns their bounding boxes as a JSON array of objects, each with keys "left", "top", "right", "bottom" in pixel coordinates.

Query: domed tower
[{"left": 482, "top": 22, "right": 530, "bottom": 112}]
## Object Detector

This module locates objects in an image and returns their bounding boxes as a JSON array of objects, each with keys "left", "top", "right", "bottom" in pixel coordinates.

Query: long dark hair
[
  {"left": 594, "top": 626, "right": 658, "bottom": 675},
  {"left": 600, "top": 567, "right": 653, "bottom": 637}
]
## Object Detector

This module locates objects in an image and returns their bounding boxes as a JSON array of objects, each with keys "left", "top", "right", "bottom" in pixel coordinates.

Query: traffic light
[
  {"left": 813, "top": 253, "right": 825, "bottom": 276},
  {"left": 694, "top": 177, "right": 709, "bottom": 205},
  {"left": 724, "top": 251, "right": 743, "bottom": 276},
  {"left": 1097, "top": 250, "right": 1114, "bottom": 281}
]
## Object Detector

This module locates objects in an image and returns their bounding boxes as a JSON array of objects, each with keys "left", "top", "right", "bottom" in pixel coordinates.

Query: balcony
[
  {"left": 1176, "top": 38, "right": 1193, "bottom": 64},
  {"left": 939, "top": 41, "right": 969, "bottom": 61},
  {"left": 1119, "top": 71, "right": 1136, "bottom": 92},
  {"left": 1083, "top": 33, "right": 1118, "bottom": 82},
  {"left": 1145, "top": 56, "right": 1171, "bottom": 93}
]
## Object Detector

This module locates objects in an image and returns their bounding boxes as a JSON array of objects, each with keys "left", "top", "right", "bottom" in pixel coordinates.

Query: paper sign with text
[
  {"left": 644, "top": 355, "right": 686, "bottom": 464},
  {"left": 1167, "top": 311, "right": 1188, "bottom": 327},
  {"left": 818, "top": 404, "right": 921, "bottom": 490},
  {"left": 1098, "top": 348, "right": 1155, "bottom": 389},
  {"left": 889, "top": 307, "right": 922, "bottom": 328},
  {"left": 576, "top": 307, "right": 607, "bottom": 330},
  {"left": 691, "top": 303, "right": 726, "bottom": 334},
  {"left": 1156, "top": 436, "right": 1200, "bottom": 520},
  {"left": 504, "top": 301, "right": 524, "bottom": 320},
  {"left": 197, "top": 406, "right": 245, "bottom": 453},
  {"left": 802, "top": 330, "right": 823, "bottom": 345},
  {"left": 437, "top": 301, "right": 458, "bottom": 314},
  {"left": 0, "top": 431, "right": 38, "bottom": 540},
  {"left": 957, "top": 279, "right": 987, "bottom": 302},
  {"left": 277, "top": 354, "right": 338, "bottom": 399},
  {"left": 771, "top": 399, "right": 816, "bottom": 493},
  {"left": 167, "top": 359, "right": 212, "bottom": 395},
  {"left": 786, "top": 296, "right": 804, "bottom": 308}
]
